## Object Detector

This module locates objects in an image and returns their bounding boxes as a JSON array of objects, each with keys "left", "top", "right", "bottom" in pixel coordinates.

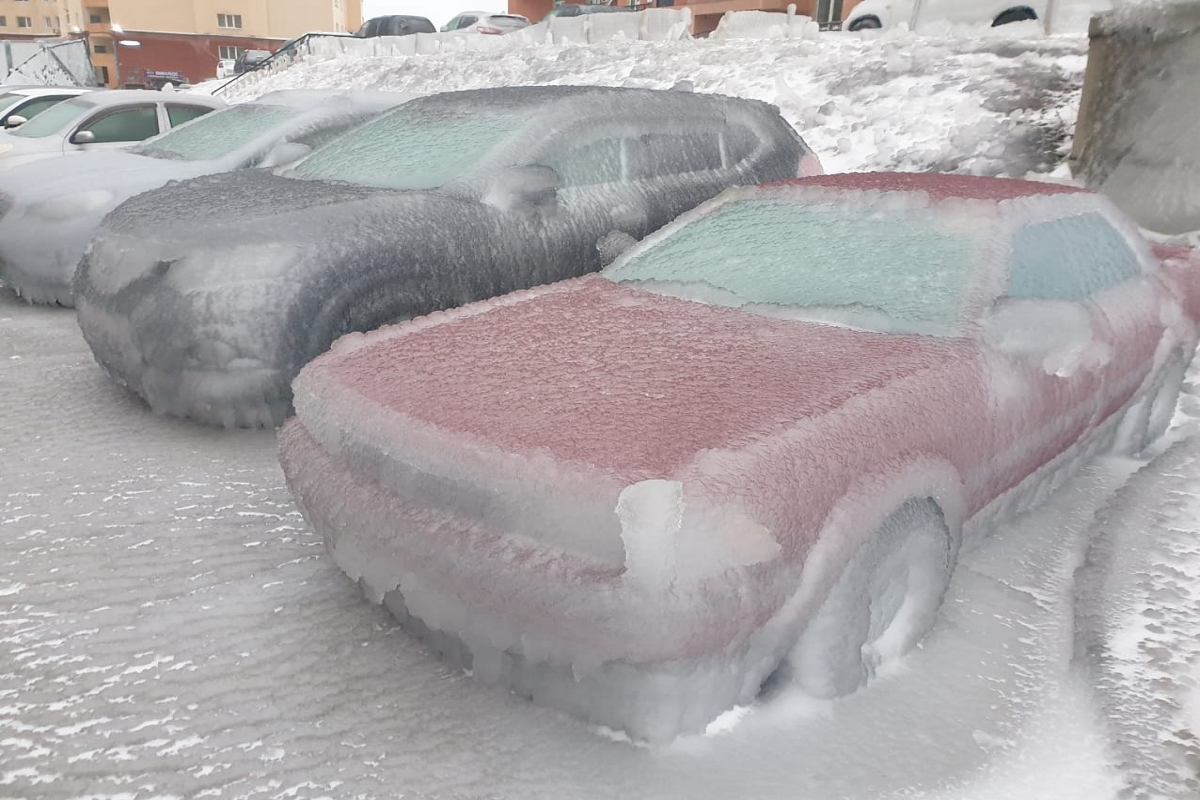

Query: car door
[
  {"left": 524, "top": 126, "right": 651, "bottom": 286},
  {"left": 65, "top": 104, "right": 161, "bottom": 153},
  {"left": 979, "top": 209, "right": 1144, "bottom": 496}
]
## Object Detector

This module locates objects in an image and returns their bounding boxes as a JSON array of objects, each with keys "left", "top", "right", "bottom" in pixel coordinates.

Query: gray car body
[
  {"left": 0, "top": 90, "right": 410, "bottom": 305},
  {"left": 73, "top": 85, "right": 818, "bottom": 427}
]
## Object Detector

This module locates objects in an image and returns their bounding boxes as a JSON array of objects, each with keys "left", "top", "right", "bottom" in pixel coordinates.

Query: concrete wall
[{"left": 1070, "top": 2, "right": 1200, "bottom": 234}]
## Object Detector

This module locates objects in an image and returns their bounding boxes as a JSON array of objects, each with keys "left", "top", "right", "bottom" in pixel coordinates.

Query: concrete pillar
[{"left": 1070, "top": 2, "right": 1200, "bottom": 235}]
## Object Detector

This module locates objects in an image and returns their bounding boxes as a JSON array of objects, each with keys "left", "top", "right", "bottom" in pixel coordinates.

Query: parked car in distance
[
  {"left": 0, "top": 86, "right": 95, "bottom": 129},
  {"left": 73, "top": 85, "right": 820, "bottom": 427},
  {"left": 216, "top": 59, "right": 236, "bottom": 79},
  {"left": 278, "top": 173, "right": 1200, "bottom": 743},
  {"left": 442, "top": 11, "right": 531, "bottom": 34},
  {"left": 234, "top": 49, "right": 273, "bottom": 74},
  {"left": 545, "top": 3, "right": 634, "bottom": 16},
  {"left": 845, "top": 0, "right": 1111, "bottom": 30},
  {"left": 0, "top": 91, "right": 224, "bottom": 170},
  {"left": 355, "top": 15, "right": 436, "bottom": 37},
  {"left": 0, "top": 90, "right": 409, "bottom": 306}
]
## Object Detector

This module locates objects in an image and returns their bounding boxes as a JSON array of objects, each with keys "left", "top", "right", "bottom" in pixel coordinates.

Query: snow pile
[
  {"left": 1075, "top": 432, "right": 1200, "bottom": 798},
  {"left": 217, "top": 29, "right": 1086, "bottom": 178},
  {"left": 710, "top": 9, "right": 821, "bottom": 40}
]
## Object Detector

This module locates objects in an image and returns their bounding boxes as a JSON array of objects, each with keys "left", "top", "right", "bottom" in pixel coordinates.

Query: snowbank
[
  {"left": 217, "top": 29, "right": 1087, "bottom": 178},
  {"left": 1075, "top": 431, "right": 1200, "bottom": 798}
]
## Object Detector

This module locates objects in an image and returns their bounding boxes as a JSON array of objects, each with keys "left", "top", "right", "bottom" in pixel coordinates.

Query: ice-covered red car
[{"left": 279, "top": 173, "right": 1200, "bottom": 742}]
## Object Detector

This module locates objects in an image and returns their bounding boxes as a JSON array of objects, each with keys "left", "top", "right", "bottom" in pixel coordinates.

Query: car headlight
[
  {"left": 28, "top": 189, "right": 114, "bottom": 221},
  {"left": 617, "top": 480, "right": 779, "bottom": 589}
]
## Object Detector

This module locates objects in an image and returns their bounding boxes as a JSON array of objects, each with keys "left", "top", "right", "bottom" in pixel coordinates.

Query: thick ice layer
[
  {"left": 282, "top": 174, "right": 1200, "bottom": 741},
  {"left": 74, "top": 85, "right": 814, "bottom": 426},
  {"left": 1075, "top": 434, "right": 1200, "bottom": 798},
  {"left": 0, "top": 90, "right": 407, "bottom": 306}
]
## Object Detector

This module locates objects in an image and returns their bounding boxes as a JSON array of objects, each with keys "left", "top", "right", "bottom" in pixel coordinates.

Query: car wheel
[
  {"left": 848, "top": 16, "right": 882, "bottom": 31},
  {"left": 1115, "top": 349, "right": 1187, "bottom": 455},
  {"left": 992, "top": 7, "right": 1037, "bottom": 26},
  {"left": 787, "top": 498, "right": 954, "bottom": 698}
]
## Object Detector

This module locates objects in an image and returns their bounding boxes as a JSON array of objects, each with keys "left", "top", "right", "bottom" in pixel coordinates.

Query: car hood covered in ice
[
  {"left": 296, "top": 275, "right": 970, "bottom": 485},
  {"left": 0, "top": 149, "right": 201, "bottom": 208}
]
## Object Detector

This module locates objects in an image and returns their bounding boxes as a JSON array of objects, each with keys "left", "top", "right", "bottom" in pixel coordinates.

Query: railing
[{"left": 213, "top": 32, "right": 354, "bottom": 95}]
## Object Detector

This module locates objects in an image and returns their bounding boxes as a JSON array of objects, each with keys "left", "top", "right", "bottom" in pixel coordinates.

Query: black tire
[
  {"left": 848, "top": 15, "right": 882, "bottom": 31},
  {"left": 788, "top": 498, "right": 955, "bottom": 698},
  {"left": 992, "top": 7, "right": 1037, "bottom": 25}
]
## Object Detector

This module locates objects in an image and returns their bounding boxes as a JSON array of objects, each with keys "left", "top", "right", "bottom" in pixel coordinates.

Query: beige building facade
[
  {"left": 55, "top": 0, "right": 362, "bottom": 88},
  {"left": 59, "top": 0, "right": 362, "bottom": 38},
  {"left": 0, "top": 0, "right": 65, "bottom": 39}
]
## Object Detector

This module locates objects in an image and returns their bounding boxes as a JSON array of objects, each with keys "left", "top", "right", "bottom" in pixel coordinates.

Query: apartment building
[
  {"left": 510, "top": 0, "right": 860, "bottom": 33},
  {"left": 59, "top": 0, "right": 363, "bottom": 88},
  {"left": 0, "top": 0, "right": 64, "bottom": 40}
]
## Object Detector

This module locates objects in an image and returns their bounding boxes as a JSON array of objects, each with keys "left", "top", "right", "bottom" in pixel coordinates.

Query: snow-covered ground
[
  {"left": 3, "top": 25, "right": 1198, "bottom": 800},
  {"left": 3, "top": 289, "right": 1197, "bottom": 799}
]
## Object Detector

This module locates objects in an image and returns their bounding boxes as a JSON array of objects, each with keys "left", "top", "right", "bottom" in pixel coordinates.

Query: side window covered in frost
[
  {"left": 1007, "top": 213, "right": 1141, "bottom": 301},
  {"left": 627, "top": 131, "right": 722, "bottom": 179},
  {"left": 539, "top": 137, "right": 623, "bottom": 187}
]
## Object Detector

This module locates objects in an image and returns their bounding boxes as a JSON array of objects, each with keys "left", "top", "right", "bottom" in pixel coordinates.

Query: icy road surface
[{"left": 2, "top": 290, "right": 1197, "bottom": 798}]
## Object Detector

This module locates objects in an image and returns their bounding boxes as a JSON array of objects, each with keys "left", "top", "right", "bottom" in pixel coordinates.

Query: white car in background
[
  {"left": 441, "top": 11, "right": 531, "bottom": 34},
  {"left": 844, "top": 0, "right": 1111, "bottom": 31},
  {"left": 0, "top": 90, "right": 409, "bottom": 305},
  {"left": 216, "top": 59, "right": 236, "bottom": 79},
  {"left": 0, "top": 90, "right": 224, "bottom": 170},
  {"left": 0, "top": 86, "right": 95, "bottom": 130}
]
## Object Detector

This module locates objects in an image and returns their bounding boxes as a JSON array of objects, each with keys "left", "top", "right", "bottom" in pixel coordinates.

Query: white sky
[{"left": 361, "top": 0, "right": 510, "bottom": 29}]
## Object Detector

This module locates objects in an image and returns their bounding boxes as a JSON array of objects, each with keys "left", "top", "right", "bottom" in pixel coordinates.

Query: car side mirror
[
  {"left": 259, "top": 141, "right": 312, "bottom": 168},
  {"left": 980, "top": 296, "right": 1110, "bottom": 377},
  {"left": 598, "top": 230, "right": 638, "bottom": 267},
  {"left": 4, "top": 114, "right": 27, "bottom": 129},
  {"left": 485, "top": 164, "right": 558, "bottom": 214},
  {"left": 71, "top": 130, "right": 97, "bottom": 145}
]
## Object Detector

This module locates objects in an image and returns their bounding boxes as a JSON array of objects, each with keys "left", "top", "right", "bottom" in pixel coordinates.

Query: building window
[
  {"left": 89, "top": 13, "right": 102, "bottom": 23},
  {"left": 17, "top": 17, "right": 32, "bottom": 27},
  {"left": 0, "top": 16, "right": 7, "bottom": 26},
  {"left": 218, "top": 45, "right": 244, "bottom": 60},
  {"left": 93, "top": 43, "right": 107, "bottom": 53},
  {"left": 217, "top": 13, "right": 243, "bottom": 29},
  {"left": 95, "top": 65, "right": 108, "bottom": 85},
  {"left": 45, "top": 17, "right": 55, "bottom": 28}
]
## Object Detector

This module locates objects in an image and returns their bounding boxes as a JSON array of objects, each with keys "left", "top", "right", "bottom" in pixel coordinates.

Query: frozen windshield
[
  {"left": 605, "top": 199, "right": 985, "bottom": 335},
  {"left": 10, "top": 95, "right": 96, "bottom": 138},
  {"left": 292, "top": 107, "right": 522, "bottom": 191},
  {"left": 134, "top": 104, "right": 300, "bottom": 161}
]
